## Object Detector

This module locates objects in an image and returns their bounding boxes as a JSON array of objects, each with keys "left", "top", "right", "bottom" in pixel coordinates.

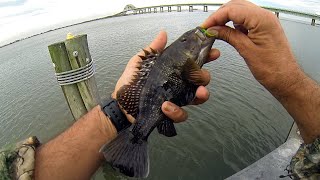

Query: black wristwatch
[{"left": 100, "top": 98, "right": 131, "bottom": 133}]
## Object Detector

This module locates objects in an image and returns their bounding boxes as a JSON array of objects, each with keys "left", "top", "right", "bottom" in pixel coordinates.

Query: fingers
[
  {"left": 207, "top": 48, "right": 220, "bottom": 63},
  {"left": 196, "top": 69, "right": 211, "bottom": 86},
  {"left": 148, "top": 30, "right": 167, "bottom": 52},
  {"left": 137, "top": 30, "right": 168, "bottom": 57},
  {"left": 191, "top": 86, "right": 210, "bottom": 105},
  {"left": 201, "top": 0, "right": 261, "bottom": 30},
  {"left": 126, "top": 31, "right": 168, "bottom": 68},
  {"left": 121, "top": 31, "right": 168, "bottom": 85},
  {"left": 162, "top": 101, "right": 188, "bottom": 123},
  {"left": 207, "top": 26, "right": 253, "bottom": 57},
  {"left": 161, "top": 86, "right": 211, "bottom": 123},
  {"left": 234, "top": 24, "right": 248, "bottom": 35}
]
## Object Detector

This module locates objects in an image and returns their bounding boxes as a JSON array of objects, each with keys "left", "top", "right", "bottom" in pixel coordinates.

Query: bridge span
[{"left": 113, "top": 3, "right": 319, "bottom": 26}]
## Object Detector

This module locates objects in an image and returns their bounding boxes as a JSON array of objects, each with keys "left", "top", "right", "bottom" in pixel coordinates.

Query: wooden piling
[
  {"left": 48, "top": 34, "right": 100, "bottom": 120},
  {"left": 49, "top": 42, "right": 87, "bottom": 119},
  {"left": 64, "top": 35, "right": 100, "bottom": 110}
]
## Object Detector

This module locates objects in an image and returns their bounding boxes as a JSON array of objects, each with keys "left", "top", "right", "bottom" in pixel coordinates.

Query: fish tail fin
[
  {"left": 99, "top": 129, "right": 149, "bottom": 178},
  {"left": 157, "top": 118, "right": 177, "bottom": 137}
]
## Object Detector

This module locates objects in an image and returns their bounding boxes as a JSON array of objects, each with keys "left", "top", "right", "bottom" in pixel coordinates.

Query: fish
[{"left": 100, "top": 26, "right": 216, "bottom": 178}]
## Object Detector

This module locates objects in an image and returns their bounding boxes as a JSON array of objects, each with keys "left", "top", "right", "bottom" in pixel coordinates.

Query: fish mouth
[{"left": 194, "top": 27, "right": 216, "bottom": 67}]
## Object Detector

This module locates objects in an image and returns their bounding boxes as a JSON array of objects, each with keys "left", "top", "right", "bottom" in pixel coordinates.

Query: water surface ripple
[{"left": 0, "top": 12, "right": 319, "bottom": 179}]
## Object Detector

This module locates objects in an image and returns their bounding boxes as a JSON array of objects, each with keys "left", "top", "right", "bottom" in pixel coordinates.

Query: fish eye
[{"left": 180, "top": 37, "right": 187, "bottom": 42}]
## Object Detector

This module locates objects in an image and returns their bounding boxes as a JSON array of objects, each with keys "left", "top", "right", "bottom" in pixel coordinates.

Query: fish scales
[
  {"left": 100, "top": 26, "right": 216, "bottom": 178},
  {"left": 136, "top": 58, "right": 176, "bottom": 130}
]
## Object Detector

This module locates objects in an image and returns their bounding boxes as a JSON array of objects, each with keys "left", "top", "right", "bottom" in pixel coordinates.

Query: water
[{"left": 0, "top": 12, "right": 319, "bottom": 179}]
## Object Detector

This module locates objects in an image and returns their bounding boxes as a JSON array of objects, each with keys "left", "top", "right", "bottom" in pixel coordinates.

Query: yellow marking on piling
[{"left": 67, "top": 33, "right": 75, "bottom": 40}]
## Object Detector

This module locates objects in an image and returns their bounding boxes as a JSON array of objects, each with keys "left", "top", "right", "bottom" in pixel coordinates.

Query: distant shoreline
[
  {"left": 0, "top": 8, "right": 318, "bottom": 49},
  {"left": 0, "top": 10, "right": 182, "bottom": 48},
  {"left": 0, "top": 14, "right": 121, "bottom": 49}
]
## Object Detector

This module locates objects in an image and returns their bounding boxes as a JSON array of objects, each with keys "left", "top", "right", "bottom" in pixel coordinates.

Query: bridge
[{"left": 113, "top": 3, "right": 320, "bottom": 26}]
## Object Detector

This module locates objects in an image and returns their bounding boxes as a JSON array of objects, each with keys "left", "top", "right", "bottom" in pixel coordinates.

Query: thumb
[
  {"left": 148, "top": 30, "right": 167, "bottom": 52},
  {"left": 209, "top": 26, "right": 253, "bottom": 56}
]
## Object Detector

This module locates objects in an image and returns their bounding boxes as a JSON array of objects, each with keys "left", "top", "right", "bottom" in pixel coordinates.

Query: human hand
[
  {"left": 201, "top": 0, "right": 303, "bottom": 98},
  {"left": 112, "top": 31, "right": 220, "bottom": 123}
]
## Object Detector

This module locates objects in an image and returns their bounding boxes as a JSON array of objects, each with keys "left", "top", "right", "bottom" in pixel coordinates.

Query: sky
[{"left": 0, "top": 0, "right": 320, "bottom": 46}]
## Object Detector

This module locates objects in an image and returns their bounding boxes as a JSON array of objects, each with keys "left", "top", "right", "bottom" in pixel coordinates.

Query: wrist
[
  {"left": 272, "top": 69, "right": 320, "bottom": 143},
  {"left": 95, "top": 105, "right": 118, "bottom": 144},
  {"left": 35, "top": 106, "right": 118, "bottom": 179},
  {"left": 265, "top": 61, "right": 306, "bottom": 100}
]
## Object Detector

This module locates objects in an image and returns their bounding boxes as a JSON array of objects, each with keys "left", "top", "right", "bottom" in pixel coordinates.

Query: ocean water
[{"left": 0, "top": 12, "right": 319, "bottom": 179}]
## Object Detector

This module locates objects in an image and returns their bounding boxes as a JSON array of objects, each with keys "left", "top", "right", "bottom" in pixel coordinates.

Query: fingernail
[
  {"left": 206, "top": 27, "right": 220, "bottom": 37},
  {"left": 164, "top": 101, "right": 177, "bottom": 112}
]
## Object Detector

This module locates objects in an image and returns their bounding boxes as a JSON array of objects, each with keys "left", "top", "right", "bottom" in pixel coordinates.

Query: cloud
[
  {"left": 0, "top": 0, "right": 27, "bottom": 7},
  {"left": 1, "top": 8, "right": 43, "bottom": 18},
  {"left": 0, "top": 0, "right": 319, "bottom": 46},
  {"left": 0, "top": 0, "right": 125, "bottom": 44},
  {"left": 252, "top": 0, "right": 320, "bottom": 13}
]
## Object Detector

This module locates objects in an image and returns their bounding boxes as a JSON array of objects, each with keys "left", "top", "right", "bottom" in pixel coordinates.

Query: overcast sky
[{"left": 1, "top": 0, "right": 320, "bottom": 46}]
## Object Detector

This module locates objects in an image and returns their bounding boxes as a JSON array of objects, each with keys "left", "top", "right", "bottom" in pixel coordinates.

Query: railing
[
  {"left": 262, "top": 6, "right": 320, "bottom": 25},
  {"left": 114, "top": 3, "right": 319, "bottom": 26},
  {"left": 2, "top": 3, "right": 319, "bottom": 48}
]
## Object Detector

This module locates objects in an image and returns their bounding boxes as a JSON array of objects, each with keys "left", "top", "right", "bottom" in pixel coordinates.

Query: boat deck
[{"left": 227, "top": 124, "right": 302, "bottom": 180}]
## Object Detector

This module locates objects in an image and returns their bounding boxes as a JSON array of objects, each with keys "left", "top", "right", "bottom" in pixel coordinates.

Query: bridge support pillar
[
  {"left": 189, "top": 5, "right": 193, "bottom": 12},
  {"left": 204, "top": 5, "right": 208, "bottom": 12},
  {"left": 154, "top": 7, "right": 157, "bottom": 13},
  {"left": 177, "top": 6, "right": 181, "bottom": 12},
  {"left": 275, "top": 12, "right": 279, "bottom": 18},
  {"left": 160, "top": 6, "right": 164, "bottom": 12},
  {"left": 311, "top": 19, "right": 316, "bottom": 26},
  {"left": 168, "top": 6, "right": 171, "bottom": 12}
]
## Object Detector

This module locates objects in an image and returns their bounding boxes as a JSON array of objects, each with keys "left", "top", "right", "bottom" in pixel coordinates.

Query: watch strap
[{"left": 100, "top": 98, "right": 131, "bottom": 132}]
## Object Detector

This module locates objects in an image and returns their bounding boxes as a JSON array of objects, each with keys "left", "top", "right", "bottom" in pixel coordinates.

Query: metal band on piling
[
  {"left": 49, "top": 34, "right": 100, "bottom": 120},
  {"left": 55, "top": 59, "right": 95, "bottom": 86}
]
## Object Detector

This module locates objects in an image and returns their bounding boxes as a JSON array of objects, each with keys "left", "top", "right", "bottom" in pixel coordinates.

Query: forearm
[
  {"left": 35, "top": 106, "right": 117, "bottom": 180},
  {"left": 271, "top": 64, "right": 320, "bottom": 144}
]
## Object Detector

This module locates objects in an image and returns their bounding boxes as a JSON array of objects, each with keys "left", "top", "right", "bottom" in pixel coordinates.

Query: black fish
[{"left": 100, "top": 27, "right": 216, "bottom": 178}]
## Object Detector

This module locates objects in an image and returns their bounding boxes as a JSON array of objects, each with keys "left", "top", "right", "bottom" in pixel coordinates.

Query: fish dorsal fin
[
  {"left": 181, "top": 58, "right": 204, "bottom": 85},
  {"left": 117, "top": 49, "right": 158, "bottom": 118}
]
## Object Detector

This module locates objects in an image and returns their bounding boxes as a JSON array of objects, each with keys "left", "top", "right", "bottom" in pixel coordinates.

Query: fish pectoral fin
[
  {"left": 157, "top": 118, "right": 177, "bottom": 137},
  {"left": 117, "top": 85, "right": 140, "bottom": 118},
  {"left": 181, "top": 58, "right": 204, "bottom": 85}
]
